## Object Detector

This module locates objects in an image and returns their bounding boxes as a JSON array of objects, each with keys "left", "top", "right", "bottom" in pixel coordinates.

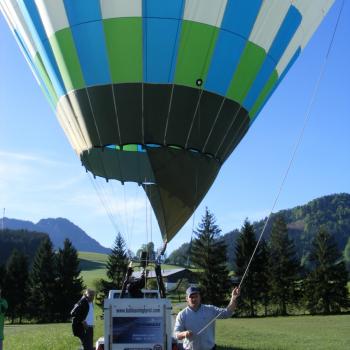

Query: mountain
[
  {"left": 224, "top": 193, "right": 350, "bottom": 268},
  {"left": 2, "top": 217, "right": 110, "bottom": 254}
]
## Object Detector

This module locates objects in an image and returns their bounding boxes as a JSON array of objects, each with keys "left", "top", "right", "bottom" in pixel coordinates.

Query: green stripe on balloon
[
  {"left": 174, "top": 21, "right": 219, "bottom": 89},
  {"left": 122, "top": 144, "right": 138, "bottom": 152},
  {"left": 226, "top": 41, "right": 266, "bottom": 104},
  {"left": 249, "top": 70, "right": 278, "bottom": 120},
  {"left": 103, "top": 18, "right": 143, "bottom": 83},
  {"left": 33, "top": 53, "right": 59, "bottom": 106},
  {"left": 49, "top": 28, "right": 85, "bottom": 91}
]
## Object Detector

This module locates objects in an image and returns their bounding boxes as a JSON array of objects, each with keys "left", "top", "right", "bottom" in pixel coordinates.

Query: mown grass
[
  {"left": 4, "top": 314, "right": 349, "bottom": 350},
  {"left": 78, "top": 251, "right": 108, "bottom": 288},
  {"left": 78, "top": 251, "right": 181, "bottom": 289},
  {"left": 216, "top": 314, "right": 350, "bottom": 350}
]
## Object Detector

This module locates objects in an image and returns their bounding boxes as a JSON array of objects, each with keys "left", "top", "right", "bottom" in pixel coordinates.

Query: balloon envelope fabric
[{"left": 0, "top": 0, "right": 335, "bottom": 242}]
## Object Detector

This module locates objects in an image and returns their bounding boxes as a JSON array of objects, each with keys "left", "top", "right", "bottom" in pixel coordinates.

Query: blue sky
[{"left": 0, "top": 1, "right": 349, "bottom": 255}]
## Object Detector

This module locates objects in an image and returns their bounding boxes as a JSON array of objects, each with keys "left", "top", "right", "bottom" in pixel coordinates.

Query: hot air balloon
[{"left": 0, "top": 0, "right": 335, "bottom": 243}]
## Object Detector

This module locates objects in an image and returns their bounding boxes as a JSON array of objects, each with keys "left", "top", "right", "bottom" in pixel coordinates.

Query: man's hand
[
  {"left": 177, "top": 330, "right": 193, "bottom": 340},
  {"left": 227, "top": 287, "right": 240, "bottom": 313},
  {"left": 231, "top": 287, "right": 240, "bottom": 301},
  {"left": 185, "top": 330, "right": 193, "bottom": 339}
]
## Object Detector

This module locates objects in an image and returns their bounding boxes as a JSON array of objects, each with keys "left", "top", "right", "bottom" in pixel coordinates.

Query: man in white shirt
[{"left": 174, "top": 286, "right": 240, "bottom": 350}]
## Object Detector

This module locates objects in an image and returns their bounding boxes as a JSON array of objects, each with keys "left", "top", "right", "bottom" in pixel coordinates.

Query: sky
[{"left": 0, "top": 1, "right": 349, "bottom": 255}]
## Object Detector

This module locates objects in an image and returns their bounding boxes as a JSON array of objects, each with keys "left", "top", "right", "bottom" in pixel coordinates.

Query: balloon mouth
[{"left": 102, "top": 143, "right": 218, "bottom": 160}]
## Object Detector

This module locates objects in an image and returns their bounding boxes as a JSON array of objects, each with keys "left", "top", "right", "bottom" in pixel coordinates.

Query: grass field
[
  {"left": 3, "top": 314, "right": 349, "bottom": 350},
  {"left": 3, "top": 252, "right": 349, "bottom": 349},
  {"left": 216, "top": 314, "right": 350, "bottom": 350},
  {"left": 78, "top": 251, "right": 182, "bottom": 289},
  {"left": 78, "top": 251, "right": 108, "bottom": 288}
]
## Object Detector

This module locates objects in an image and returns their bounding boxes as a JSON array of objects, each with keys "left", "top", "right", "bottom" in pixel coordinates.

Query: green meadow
[
  {"left": 78, "top": 251, "right": 180, "bottom": 288},
  {"left": 4, "top": 314, "right": 350, "bottom": 350},
  {"left": 78, "top": 251, "right": 108, "bottom": 288},
  {"left": 3, "top": 252, "right": 350, "bottom": 349}
]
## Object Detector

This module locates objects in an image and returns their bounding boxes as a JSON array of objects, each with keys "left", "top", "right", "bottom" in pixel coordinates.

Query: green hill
[
  {"left": 0, "top": 229, "right": 48, "bottom": 265},
  {"left": 167, "top": 193, "right": 350, "bottom": 270},
  {"left": 224, "top": 193, "right": 350, "bottom": 268},
  {"left": 78, "top": 251, "right": 108, "bottom": 288},
  {"left": 78, "top": 251, "right": 180, "bottom": 288}
]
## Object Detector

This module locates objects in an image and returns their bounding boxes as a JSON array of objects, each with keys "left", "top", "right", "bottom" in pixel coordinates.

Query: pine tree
[
  {"left": 0, "top": 264, "right": 6, "bottom": 288},
  {"left": 5, "top": 250, "right": 29, "bottom": 323},
  {"left": 29, "top": 237, "right": 58, "bottom": 322},
  {"left": 234, "top": 219, "right": 264, "bottom": 316},
  {"left": 269, "top": 215, "right": 300, "bottom": 315},
  {"left": 106, "top": 233, "right": 128, "bottom": 288},
  {"left": 136, "top": 242, "right": 155, "bottom": 261},
  {"left": 96, "top": 233, "right": 128, "bottom": 309},
  {"left": 304, "top": 227, "right": 350, "bottom": 314},
  {"left": 56, "top": 239, "right": 85, "bottom": 321},
  {"left": 191, "top": 208, "right": 230, "bottom": 305},
  {"left": 344, "top": 237, "right": 350, "bottom": 273},
  {"left": 258, "top": 239, "right": 271, "bottom": 316}
]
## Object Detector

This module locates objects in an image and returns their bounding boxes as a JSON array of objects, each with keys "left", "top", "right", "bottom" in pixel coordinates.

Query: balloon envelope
[{"left": 0, "top": 0, "right": 335, "bottom": 242}]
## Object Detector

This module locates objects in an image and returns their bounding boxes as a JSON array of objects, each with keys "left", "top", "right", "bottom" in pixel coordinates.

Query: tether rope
[
  {"left": 237, "top": 0, "right": 345, "bottom": 292},
  {"left": 196, "top": 0, "right": 345, "bottom": 337}
]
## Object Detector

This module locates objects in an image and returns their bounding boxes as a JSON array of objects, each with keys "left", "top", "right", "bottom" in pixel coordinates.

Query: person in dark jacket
[{"left": 71, "top": 289, "right": 95, "bottom": 350}]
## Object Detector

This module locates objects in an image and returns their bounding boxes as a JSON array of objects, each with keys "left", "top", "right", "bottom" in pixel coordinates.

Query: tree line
[
  {"left": 0, "top": 237, "right": 84, "bottom": 323},
  {"left": 189, "top": 208, "right": 350, "bottom": 316},
  {"left": 0, "top": 229, "right": 48, "bottom": 265},
  {"left": 166, "top": 194, "right": 350, "bottom": 273},
  {"left": 91, "top": 208, "right": 350, "bottom": 317},
  {"left": 1, "top": 207, "right": 348, "bottom": 322}
]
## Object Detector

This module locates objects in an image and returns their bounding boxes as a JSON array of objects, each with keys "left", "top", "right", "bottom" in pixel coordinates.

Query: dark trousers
[{"left": 79, "top": 326, "right": 93, "bottom": 350}]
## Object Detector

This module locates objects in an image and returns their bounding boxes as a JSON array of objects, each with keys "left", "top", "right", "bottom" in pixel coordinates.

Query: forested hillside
[
  {"left": 0, "top": 229, "right": 48, "bottom": 265},
  {"left": 167, "top": 193, "right": 350, "bottom": 269}
]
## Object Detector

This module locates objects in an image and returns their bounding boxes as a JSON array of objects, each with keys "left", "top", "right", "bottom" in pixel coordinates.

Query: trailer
[
  {"left": 102, "top": 289, "right": 175, "bottom": 350},
  {"left": 97, "top": 247, "right": 179, "bottom": 350}
]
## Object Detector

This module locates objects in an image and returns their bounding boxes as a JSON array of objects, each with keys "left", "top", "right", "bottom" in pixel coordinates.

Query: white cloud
[{"left": 0, "top": 149, "right": 70, "bottom": 167}]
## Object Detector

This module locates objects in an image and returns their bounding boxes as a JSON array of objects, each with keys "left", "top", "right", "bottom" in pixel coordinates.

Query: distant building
[{"left": 133, "top": 268, "right": 197, "bottom": 291}]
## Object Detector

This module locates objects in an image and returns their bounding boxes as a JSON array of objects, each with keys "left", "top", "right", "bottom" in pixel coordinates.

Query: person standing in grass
[
  {"left": 71, "top": 288, "right": 95, "bottom": 350},
  {"left": 0, "top": 287, "right": 8, "bottom": 350},
  {"left": 174, "top": 286, "right": 240, "bottom": 350}
]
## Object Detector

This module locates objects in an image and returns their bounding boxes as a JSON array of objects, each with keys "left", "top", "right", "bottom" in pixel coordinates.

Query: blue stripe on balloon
[
  {"left": 19, "top": 0, "right": 66, "bottom": 97},
  {"left": 143, "top": 0, "right": 185, "bottom": 83},
  {"left": 205, "top": 0, "right": 262, "bottom": 96},
  {"left": 13, "top": 29, "right": 32, "bottom": 65},
  {"left": 143, "top": 0, "right": 184, "bottom": 19},
  {"left": 268, "top": 6, "right": 302, "bottom": 63},
  {"left": 279, "top": 47, "right": 301, "bottom": 82},
  {"left": 221, "top": 0, "right": 262, "bottom": 38},
  {"left": 70, "top": 22, "right": 111, "bottom": 86},
  {"left": 21, "top": 0, "right": 46, "bottom": 41},
  {"left": 63, "top": 0, "right": 110, "bottom": 86},
  {"left": 63, "top": 0, "right": 101, "bottom": 26},
  {"left": 14, "top": 28, "right": 56, "bottom": 109},
  {"left": 204, "top": 32, "right": 245, "bottom": 95},
  {"left": 243, "top": 5, "right": 302, "bottom": 110},
  {"left": 243, "top": 57, "right": 276, "bottom": 110},
  {"left": 250, "top": 47, "right": 301, "bottom": 123}
]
